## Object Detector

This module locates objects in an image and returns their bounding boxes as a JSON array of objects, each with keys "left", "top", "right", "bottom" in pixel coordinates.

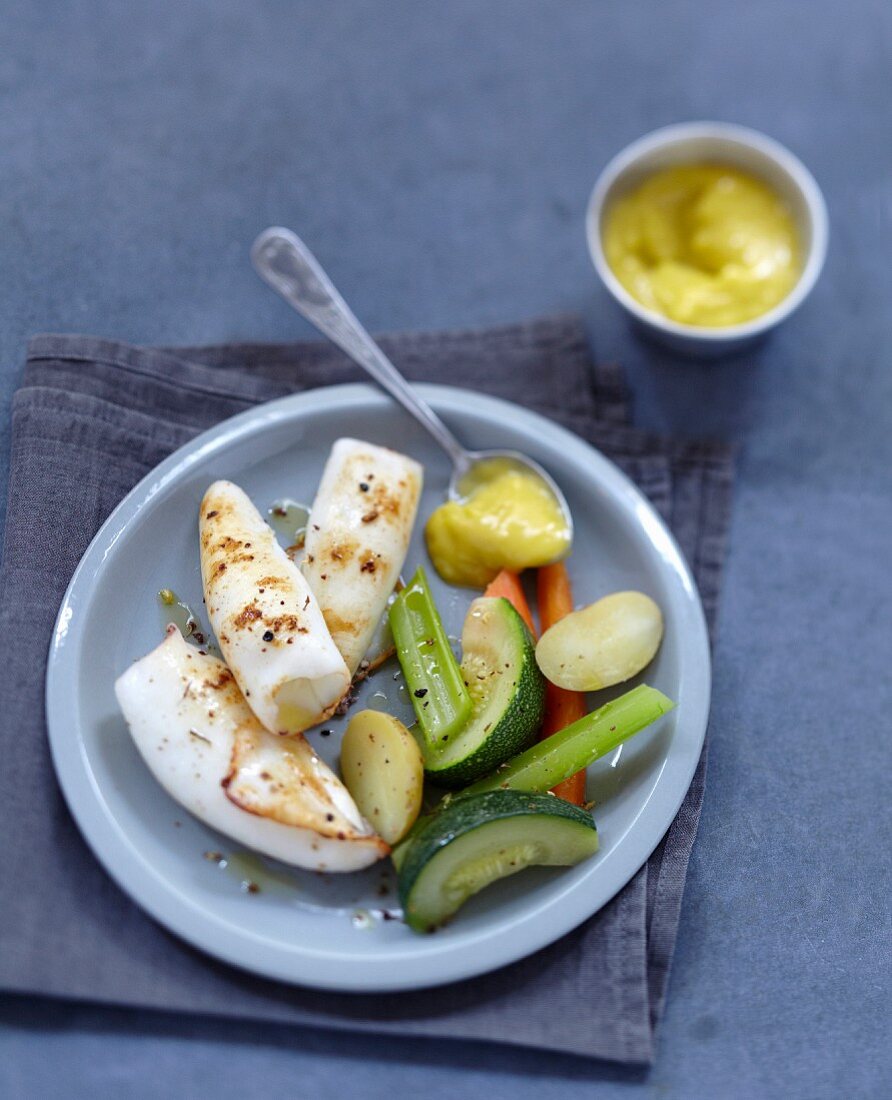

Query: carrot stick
[
  {"left": 537, "top": 562, "right": 587, "bottom": 805},
  {"left": 538, "top": 560, "right": 574, "bottom": 631},
  {"left": 485, "top": 566, "right": 587, "bottom": 803},
  {"left": 483, "top": 569, "right": 536, "bottom": 637},
  {"left": 542, "top": 691, "right": 588, "bottom": 803}
]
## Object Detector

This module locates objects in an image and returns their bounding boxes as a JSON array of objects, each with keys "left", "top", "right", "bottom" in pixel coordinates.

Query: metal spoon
[{"left": 250, "top": 227, "right": 573, "bottom": 546}]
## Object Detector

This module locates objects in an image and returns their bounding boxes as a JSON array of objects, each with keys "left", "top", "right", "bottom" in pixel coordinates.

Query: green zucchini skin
[
  {"left": 421, "top": 597, "right": 546, "bottom": 788},
  {"left": 398, "top": 789, "right": 599, "bottom": 932}
]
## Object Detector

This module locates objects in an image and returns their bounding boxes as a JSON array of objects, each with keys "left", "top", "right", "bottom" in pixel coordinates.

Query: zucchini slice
[
  {"left": 421, "top": 597, "right": 545, "bottom": 788},
  {"left": 398, "top": 789, "right": 599, "bottom": 932}
]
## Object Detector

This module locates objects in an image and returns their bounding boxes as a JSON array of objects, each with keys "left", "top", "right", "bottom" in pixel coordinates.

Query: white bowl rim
[{"left": 586, "top": 120, "right": 829, "bottom": 341}]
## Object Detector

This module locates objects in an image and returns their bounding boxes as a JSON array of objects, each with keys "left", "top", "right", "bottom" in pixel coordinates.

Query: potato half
[
  {"left": 535, "top": 590, "right": 663, "bottom": 692},
  {"left": 340, "top": 710, "right": 424, "bottom": 844}
]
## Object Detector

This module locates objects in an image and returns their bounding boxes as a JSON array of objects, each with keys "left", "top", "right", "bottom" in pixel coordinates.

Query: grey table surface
[{"left": 1, "top": 2, "right": 889, "bottom": 1097}]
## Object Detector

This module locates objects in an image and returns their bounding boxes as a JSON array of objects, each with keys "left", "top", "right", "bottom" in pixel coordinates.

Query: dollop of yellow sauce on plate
[
  {"left": 425, "top": 459, "right": 571, "bottom": 588},
  {"left": 602, "top": 164, "right": 801, "bottom": 327}
]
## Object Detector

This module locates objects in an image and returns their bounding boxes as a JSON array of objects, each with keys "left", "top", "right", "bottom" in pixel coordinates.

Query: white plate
[{"left": 46, "top": 384, "right": 709, "bottom": 992}]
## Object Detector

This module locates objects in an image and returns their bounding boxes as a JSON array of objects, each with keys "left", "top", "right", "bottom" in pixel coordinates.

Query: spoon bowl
[
  {"left": 450, "top": 449, "right": 573, "bottom": 543},
  {"left": 251, "top": 227, "right": 573, "bottom": 562}
]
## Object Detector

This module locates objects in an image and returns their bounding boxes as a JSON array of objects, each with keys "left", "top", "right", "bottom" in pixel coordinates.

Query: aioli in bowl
[
  {"left": 602, "top": 163, "right": 801, "bottom": 328},
  {"left": 586, "top": 122, "right": 828, "bottom": 357}
]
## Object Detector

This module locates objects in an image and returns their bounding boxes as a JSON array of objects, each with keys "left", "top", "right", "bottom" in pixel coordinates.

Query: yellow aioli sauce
[
  {"left": 602, "top": 164, "right": 801, "bottom": 327},
  {"left": 425, "top": 459, "right": 571, "bottom": 588}
]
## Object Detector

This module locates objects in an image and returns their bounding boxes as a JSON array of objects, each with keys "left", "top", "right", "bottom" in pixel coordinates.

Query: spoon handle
[{"left": 252, "top": 227, "right": 470, "bottom": 473}]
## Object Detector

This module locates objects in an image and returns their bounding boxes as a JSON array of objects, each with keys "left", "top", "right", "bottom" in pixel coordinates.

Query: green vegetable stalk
[
  {"left": 463, "top": 684, "right": 675, "bottom": 797},
  {"left": 389, "top": 567, "right": 472, "bottom": 748}
]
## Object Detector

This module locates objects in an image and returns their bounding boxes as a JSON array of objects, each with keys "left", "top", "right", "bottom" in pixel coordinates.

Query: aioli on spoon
[{"left": 250, "top": 226, "right": 573, "bottom": 553}]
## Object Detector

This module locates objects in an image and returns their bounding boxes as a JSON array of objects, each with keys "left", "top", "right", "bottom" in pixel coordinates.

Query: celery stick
[
  {"left": 462, "top": 684, "right": 675, "bottom": 797},
  {"left": 389, "top": 567, "right": 472, "bottom": 748}
]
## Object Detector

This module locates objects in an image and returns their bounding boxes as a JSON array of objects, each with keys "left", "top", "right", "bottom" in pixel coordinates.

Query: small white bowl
[{"left": 586, "top": 121, "right": 829, "bottom": 358}]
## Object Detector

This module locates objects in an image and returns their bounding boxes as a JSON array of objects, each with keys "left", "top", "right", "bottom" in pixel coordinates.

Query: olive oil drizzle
[
  {"left": 157, "top": 588, "right": 214, "bottom": 650},
  {"left": 267, "top": 498, "right": 311, "bottom": 548}
]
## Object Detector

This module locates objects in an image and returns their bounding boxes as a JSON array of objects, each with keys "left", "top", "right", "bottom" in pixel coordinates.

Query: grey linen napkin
[{"left": 0, "top": 316, "right": 733, "bottom": 1064}]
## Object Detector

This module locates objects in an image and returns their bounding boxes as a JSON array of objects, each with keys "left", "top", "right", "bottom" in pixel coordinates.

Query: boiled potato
[
  {"left": 535, "top": 591, "right": 663, "bottom": 692},
  {"left": 340, "top": 710, "right": 424, "bottom": 844}
]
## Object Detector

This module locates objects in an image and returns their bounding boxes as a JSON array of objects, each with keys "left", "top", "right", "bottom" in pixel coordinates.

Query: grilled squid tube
[
  {"left": 200, "top": 480, "right": 350, "bottom": 734},
  {"left": 115, "top": 627, "right": 389, "bottom": 871},
  {"left": 302, "top": 439, "right": 422, "bottom": 677}
]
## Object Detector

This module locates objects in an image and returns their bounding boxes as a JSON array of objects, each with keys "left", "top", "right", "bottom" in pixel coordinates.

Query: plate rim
[{"left": 45, "top": 382, "right": 711, "bottom": 992}]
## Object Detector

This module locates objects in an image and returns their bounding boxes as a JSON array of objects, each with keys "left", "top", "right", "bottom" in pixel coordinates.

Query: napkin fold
[{"left": 0, "top": 316, "right": 733, "bottom": 1064}]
